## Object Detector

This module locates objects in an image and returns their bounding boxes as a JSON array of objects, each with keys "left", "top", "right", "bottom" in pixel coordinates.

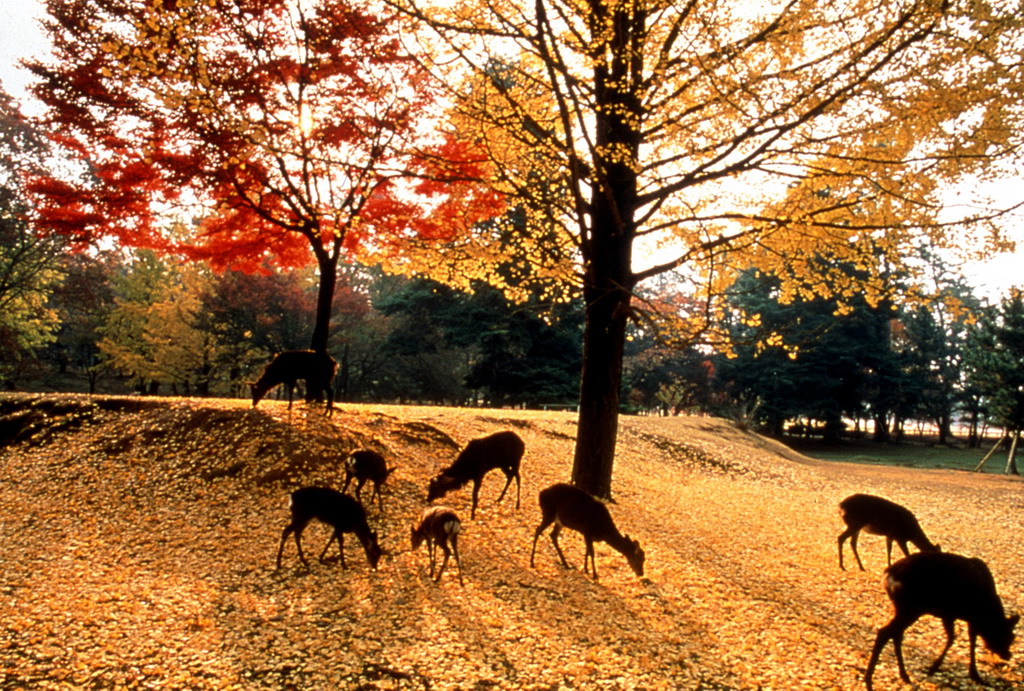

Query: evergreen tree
[{"left": 964, "top": 290, "right": 1024, "bottom": 474}]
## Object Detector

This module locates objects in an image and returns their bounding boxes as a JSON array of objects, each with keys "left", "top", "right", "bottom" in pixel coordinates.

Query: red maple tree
[{"left": 27, "top": 0, "right": 503, "bottom": 352}]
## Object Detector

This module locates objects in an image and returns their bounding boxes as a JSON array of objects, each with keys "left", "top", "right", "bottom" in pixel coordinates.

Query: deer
[
  {"left": 864, "top": 551, "right": 1018, "bottom": 690},
  {"left": 530, "top": 482, "right": 645, "bottom": 581},
  {"left": 250, "top": 350, "right": 338, "bottom": 416},
  {"left": 837, "top": 493, "right": 939, "bottom": 571},
  {"left": 341, "top": 449, "right": 394, "bottom": 511},
  {"left": 275, "top": 486, "right": 381, "bottom": 570},
  {"left": 426, "top": 430, "right": 524, "bottom": 519},
  {"left": 411, "top": 506, "right": 464, "bottom": 586}
]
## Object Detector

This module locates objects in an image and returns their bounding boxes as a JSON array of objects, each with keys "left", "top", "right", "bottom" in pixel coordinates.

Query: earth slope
[{"left": 0, "top": 393, "right": 1021, "bottom": 690}]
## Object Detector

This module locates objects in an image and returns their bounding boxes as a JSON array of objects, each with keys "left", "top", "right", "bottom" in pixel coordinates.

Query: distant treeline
[{"left": 2, "top": 248, "right": 1023, "bottom": 449}]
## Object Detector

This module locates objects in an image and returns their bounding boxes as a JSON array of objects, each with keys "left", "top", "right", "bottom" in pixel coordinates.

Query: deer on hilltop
[
  {"left": 530, "top": 482, "right": 645, "bottom": 581},
  {"left": 411, "top": 506, "right": 464, "bottom": 586},
  {"left": 837, "top": 493, "right": 939, "bottom": 571},
  {"left": 341, "top": 449, "right": 394, "bottom": 511},
  {"left": 251, "top": 350, "right": 337, "bottom": 415},
  {"left": 275, "top": 486, "right": 381, "bottom": 570},
  {"left": 865, "top": 551, "right": 1018, "bottom": 689},
  {"left": 426, "top": 430, "right": 524, "bottom": 519}
]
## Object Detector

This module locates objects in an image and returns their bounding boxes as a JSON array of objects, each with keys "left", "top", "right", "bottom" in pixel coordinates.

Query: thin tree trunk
[
  {"left": 1005, "top": 429, "right": 1020, "bottom": 475},
  {"left": 873, "top": 411, "right": 891, "bottom": 442},
  {"left": 571, "top": 282, "right": 632, "bottom": 499},
  {"left": 310, "top": 252, "right": 337, "bottom": 354},
  {"left": 974, "top": 435, "right": 1006, "bottom": 472}
]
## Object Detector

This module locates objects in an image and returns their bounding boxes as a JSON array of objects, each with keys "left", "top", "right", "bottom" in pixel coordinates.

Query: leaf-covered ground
[{"left": 0, "top": 393, "right": 1021, "bottom": 690}]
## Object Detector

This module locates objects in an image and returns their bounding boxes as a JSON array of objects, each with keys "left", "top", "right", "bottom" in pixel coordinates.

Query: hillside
[{"left": 0, "top": 393, "right": 1021, "bottom": 690}]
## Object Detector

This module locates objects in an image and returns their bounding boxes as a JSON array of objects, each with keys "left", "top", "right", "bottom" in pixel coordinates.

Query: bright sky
[
  {"left": 1, "top": 0, "right": 47, "bottom": 112},
  {"left": 2, "top": 0, "right": 1022, "bottom": 299}
]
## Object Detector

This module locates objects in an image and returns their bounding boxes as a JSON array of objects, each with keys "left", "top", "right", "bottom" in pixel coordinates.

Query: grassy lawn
[{"left": 788, "top": 436, "right": 1018, "bottom": 473}]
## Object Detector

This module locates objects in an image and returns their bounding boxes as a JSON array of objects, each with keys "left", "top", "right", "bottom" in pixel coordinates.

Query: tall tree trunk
[
  {"left": 310, "top": 251, "right": 337, "bottom": 354},
  {"left": 568, "top": 2, "right": 643, "bottom": 500},
  {"left": 572, "top": 273, "right": 633, "bottom": 499}
]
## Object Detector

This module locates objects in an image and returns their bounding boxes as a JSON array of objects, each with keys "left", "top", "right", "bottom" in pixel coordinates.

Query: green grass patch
[{"left": 790, "top": 438, "right": 1016, "bottom": 474}]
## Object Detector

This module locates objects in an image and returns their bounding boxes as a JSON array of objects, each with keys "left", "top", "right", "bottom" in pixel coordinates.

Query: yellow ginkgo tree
[{"left": 397, "top": 0, "right": 1024, "bottom": 497}]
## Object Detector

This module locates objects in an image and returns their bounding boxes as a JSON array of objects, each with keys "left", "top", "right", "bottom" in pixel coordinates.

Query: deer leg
[
  {"left": 470, "top": 481, "right": 481, "bottom": 519},
  {"left": 276, "top": 526, "right": 295, "bottom": 569},
  {"left": 530, "top": 517, "right": 554, "bottom": 568},
  {"left": 292, "top": 526, "right": 310, "bottom": 568},
  {"left": 837, "top": 527, "right": 858, "bottom": 570},
  {"left": 864, "top": 625, "right": 891, "bottom": 690},
  {"left": 495, "top": 470, "right": 513, "bottom": 503},
  {"left": 514, "top": 472, "right": 520, "bottom": 510},
  {"left": 318, "top": 531, "right": 338, "bottom": 563},
  {"left": 585, "top": 538, "right": 598, "bottom": 580},
  {"left": 866, "top": 618, "right": 912, "bottom": 689},
  {"left": 335, "top": 532, "right": 347, "bottom": 569},
  {"left": 550, "top": 523, "right": 571, "bottom": 569},
  {"left": 891, "top": 627, "right": 910, "bottom": 683},
  {"left": 927, "top": 618, "right": 956, "bottom": 675},
  {"left": 324, "top": 382, "right": 334, "bottom": 416},
  {"left": 849, "top": 531, "right": 866, "bottom": 571},
  {"left": 427, "top": 538, "right": 437, "bottom": 577},
  {"left": 450, "top": 533, "right": 464, "bottom": 586},
  {"left": 966, "top": 624, "right": 983, "bottom": 683},
  {"left": 435, "top": 542, "right": 451, "bottom": 582}
]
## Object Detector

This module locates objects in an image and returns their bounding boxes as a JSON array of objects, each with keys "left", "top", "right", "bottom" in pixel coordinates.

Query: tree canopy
[
  {"left": 388, "top": 0, "right": 1024, "bottom": 496},
  {"left": 27, "top": 0, "right": 504, "bottom": 352},
  {"left": 0, "top": 85, "right": 65, "bottom": 369}
]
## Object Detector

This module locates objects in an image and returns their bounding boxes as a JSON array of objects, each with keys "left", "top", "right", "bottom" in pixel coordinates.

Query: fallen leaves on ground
[{"left": 0, "top": 393, "right": 1021, "bottom": 690}]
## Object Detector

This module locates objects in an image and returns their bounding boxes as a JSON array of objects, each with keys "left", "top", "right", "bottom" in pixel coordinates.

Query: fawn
[
  {"left": 251, "top": 350, "right": 337, "bottom": 415},
  {"left": 341, "top": 449, "right": 394, "bottom": 511},
  {"left": 426, "top": 430, "right": 524, "bottom": 519},
  {"left": 275, "top": 486, "right": 381, "bottom": 570},
  {"left": 411, "top": 506, "right": 464, "bottom": 586},
  {"left": 838, "top": 493, "right": 939, "bottom": 570},
  {"left": 865, "top": 551, "right": 1017, "bottom": 689},
  {"left": 530, "top": 482, "right": 645, "bottom": 581}
]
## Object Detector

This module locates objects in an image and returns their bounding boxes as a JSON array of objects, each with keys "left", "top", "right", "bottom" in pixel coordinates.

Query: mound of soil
[{"left": 1, "top": 393, "right": 1021, "bottom": 690}]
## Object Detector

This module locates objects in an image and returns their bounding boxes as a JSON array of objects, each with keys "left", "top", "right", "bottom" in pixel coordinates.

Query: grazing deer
[
  {"left": 427, "top": 430, "right": 524, "bottom": 519},
  {"left": 411, "top": 506, "right": 464, "bottom": 586},
  {"left": 865, "top": 551, "right": 1018, "bottom": 690},
  {"left": 251, "top": 350, "right": 338, "bottom": 415},
  {"left": 275, "top": 486, "right": 381, "bottom": 570},
  {"left": 530, "top": 482, "right": 645, "bottom": 581},
  {"left": 341, "top": 449, "right": 394, "bottom": 511},
  {"left": 838, "top": 493, "right": 939, "bottom": 571}
]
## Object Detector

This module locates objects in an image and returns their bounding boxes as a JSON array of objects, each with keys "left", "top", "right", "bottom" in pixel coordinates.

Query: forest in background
[{"left": 4, "top": 224, "right": 1024, "bottom": 467}]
